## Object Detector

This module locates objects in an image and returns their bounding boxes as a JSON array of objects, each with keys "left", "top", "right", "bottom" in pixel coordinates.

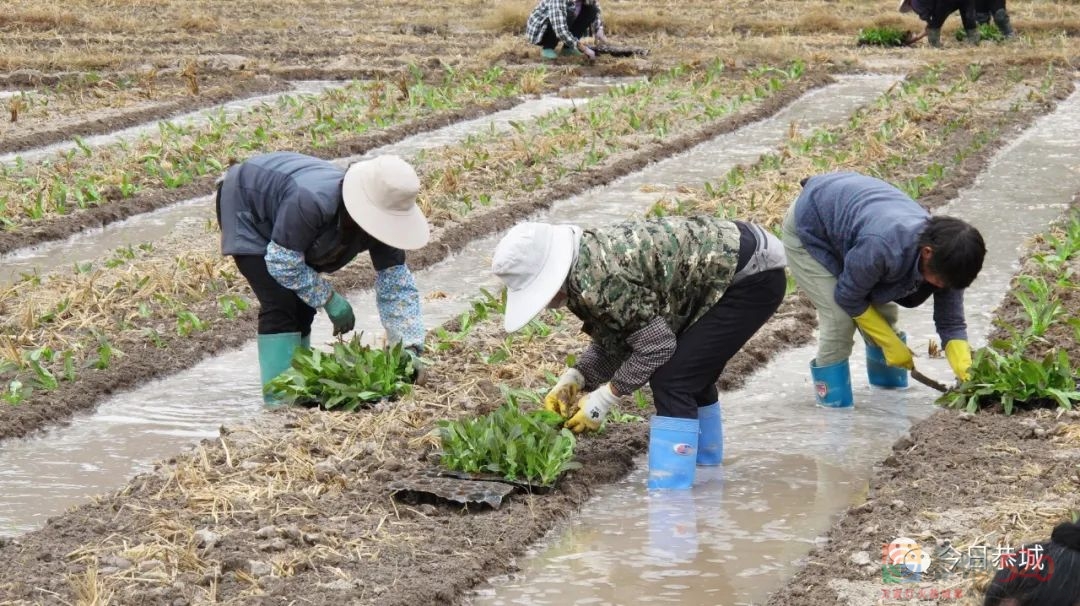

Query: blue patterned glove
[{"left": 376, "top": 265, "right": 424, "bottom": 349}]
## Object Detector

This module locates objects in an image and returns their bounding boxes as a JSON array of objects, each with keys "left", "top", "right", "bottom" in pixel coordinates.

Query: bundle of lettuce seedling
[
  {"left": 437, "top": 400, "right": 581, "bottom": 486},
  {"left": 266, "top": 336, "right": 416, "bottom": 410},
  {"left": 939, "top": 346, "right": 1080, "bottom": 414},
  {"left": 857, "top": 26, "right": 919, "bottom": 47},
  {"left": 954, "top": 23, "right": 1006, "bottom": 42}
]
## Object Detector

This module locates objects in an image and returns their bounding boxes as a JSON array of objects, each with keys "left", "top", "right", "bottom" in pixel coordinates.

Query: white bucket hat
[
  {"left": 492, "top": 222, "right": 577, "bottom": 332},
  {"left": 342, "top": 155, "right": 429, "bottom": 250}
]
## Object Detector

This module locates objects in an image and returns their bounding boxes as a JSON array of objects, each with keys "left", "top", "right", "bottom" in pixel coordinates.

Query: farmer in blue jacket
[
  {"left": 780, "top": 172, "right": 986, "bottom": 407},
  {"left": 217, "top": 152, "right": 429, "bottom": 405}
]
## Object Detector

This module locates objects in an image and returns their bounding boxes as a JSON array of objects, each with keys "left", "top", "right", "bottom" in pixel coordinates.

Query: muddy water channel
[
  {"left": 0, "top": 76, "right": 896, "bottom": 537},
  {"left": 469, "top": 89, "right": 1080, "bottom": 605}
]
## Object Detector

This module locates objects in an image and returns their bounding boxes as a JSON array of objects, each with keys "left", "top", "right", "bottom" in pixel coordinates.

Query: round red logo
[
  {"left": 673, "top": 443, "right": 693, "bottom": 456},
  {"left": 815, "top": 381, "right": 828, "bottom": 399}
]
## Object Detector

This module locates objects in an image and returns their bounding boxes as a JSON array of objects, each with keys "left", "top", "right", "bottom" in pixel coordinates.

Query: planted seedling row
[
  {"left": 650, "top": 62, "right": 1061, "bottom": 231},
  {"left": 415, "top": 60, "right": 808, "bottom": 227},
  {"left": 0, "top": 65, "right": 536, "bottom": 229},
  {"left": 940, "top": 210, "right": 1080, "bottom": 414}
]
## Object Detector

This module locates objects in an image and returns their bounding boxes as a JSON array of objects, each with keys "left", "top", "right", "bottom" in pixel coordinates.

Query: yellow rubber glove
[
  {"left": 853, "top": 307, "right": 913, "bottom": 370},
  {"left": 944, "top": 339, "right": 972, "bottom": 381},
  {"left": 544, "top": 368, "right": 584, "bottom": 418},
  {"left": 565, "top": 384, "right": 620, "bottom": 433}
]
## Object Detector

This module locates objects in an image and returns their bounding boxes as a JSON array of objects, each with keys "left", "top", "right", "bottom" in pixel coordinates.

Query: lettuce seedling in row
[
  {"left": 267, "top": 335, "right": 415, "bottom": 411},
  {"left": 438, "top": 401, "right": 581, "bottom": 486}
]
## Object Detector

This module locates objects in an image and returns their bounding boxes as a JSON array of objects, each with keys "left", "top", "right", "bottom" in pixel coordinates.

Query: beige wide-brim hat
[
  {"left": 342, "top": 155, "right": 430, "bottom": 251},
  {"left": 491, "top": 222, "right": 577, "bottom": 332}
]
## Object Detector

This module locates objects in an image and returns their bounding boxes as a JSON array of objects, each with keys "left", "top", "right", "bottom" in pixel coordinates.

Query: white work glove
[
  {"left": 583, "top": 45, "right": 597, "bottom": 60},
  {"left": 566, "top": 383, "right": 620, "bottom": 433},
  {"left": 544, "top": 368, "right": 584, "bottom": 418}
]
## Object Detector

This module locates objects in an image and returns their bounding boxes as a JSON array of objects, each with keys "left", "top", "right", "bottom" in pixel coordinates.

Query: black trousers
[
  {"left": 649, "top": 268, "right": 787, "bottom": 419},
  {"left": 975, "top": 0, "right": 1005, "bottom": 13},
  {"left": 927, "top": 0, "right": 977, "bottom": 30},
  {"left": 233, "top": 255, "right": 318, "bottom": 336},
  {"left": 537, "top": 4, "right": 598, "bottom": 49}
]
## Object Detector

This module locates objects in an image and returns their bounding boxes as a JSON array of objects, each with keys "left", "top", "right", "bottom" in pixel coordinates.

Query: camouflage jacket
[{"left": 566, "top": 216, "right": 741, "bottom": 360}]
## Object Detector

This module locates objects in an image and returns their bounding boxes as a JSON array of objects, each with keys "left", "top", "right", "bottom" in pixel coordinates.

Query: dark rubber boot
[
  {"left": 965, "top": 28, "right": 980, "bottom": 45},
  {"left": 993, "top": 8, "right": 1015, "bottom": 38},
  {"left": 975, "top": 11, "right": 991, "bottom": 25},
  {"left": 927, "top": 27, "right": 942, "bottom": 47}
]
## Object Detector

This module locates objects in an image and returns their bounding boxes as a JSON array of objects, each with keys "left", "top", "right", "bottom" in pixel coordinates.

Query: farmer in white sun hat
[
  {"left": 491, "top": 216, "right": 787, "bottom": 490},
  {"left": 217, "top": 152, "right": 429, "bottom": 406}
]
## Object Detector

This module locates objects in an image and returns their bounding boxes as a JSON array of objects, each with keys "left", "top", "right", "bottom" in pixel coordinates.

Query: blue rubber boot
[
  {"left": 810, "top": 358, "right": 854, "bottom": 408},
  {"left": 647, "top": 416, "right": 698, "bottom": 490},
  {"left": 258, "top": 332, "right": 301, "bottom": 407},
  {"left": 300, "top": 333, "right": 311, "bottom": 350},
  {"left": 540, "top": 48, "right": 558, "bottom": 60},
  {"left": 696, "top": 402, "right": 723, "bottom": 466},
  {"left": 866, "top": 332, "right": 909, "bottom": 388}
]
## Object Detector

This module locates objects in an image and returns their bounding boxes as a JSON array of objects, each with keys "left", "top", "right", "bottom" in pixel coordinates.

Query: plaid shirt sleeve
[
  {"left": 574, "top": 342, "right": 622, "bottom": 392},
  {"left": 594, "top": 1, "right": 604, "bottom": 34},
  {"left": 525, "top": 0, "right": 577, "bottom": 46},
  {"left": 575, "top": 317, "right": 677, "bottom": 396}
]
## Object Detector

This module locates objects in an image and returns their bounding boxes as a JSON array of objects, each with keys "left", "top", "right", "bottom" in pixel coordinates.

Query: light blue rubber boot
[
  {"left": 258, "top": 332, "right": 301, "bottom": 407},
  {"left": 866, "top": 332, "right": 909, "bottom": 388},
  {"left": 697, "top": 402, "right": 723, "bottom": 466},
  {"left": 647, "top": 416, "right": 699, "bottom": 490},
  {"left": 810, "top": 358, "right": 854, "bottom": 408}
]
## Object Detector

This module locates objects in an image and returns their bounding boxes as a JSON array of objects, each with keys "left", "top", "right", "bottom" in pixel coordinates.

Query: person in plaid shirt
[{"left": 525, "top": 0, "right": 606, "bottom": 60}]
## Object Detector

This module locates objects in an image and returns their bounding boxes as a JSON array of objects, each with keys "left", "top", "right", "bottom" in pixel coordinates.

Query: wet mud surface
[{"left": 0, "top": 72, "right": 829, "bottom": 444}]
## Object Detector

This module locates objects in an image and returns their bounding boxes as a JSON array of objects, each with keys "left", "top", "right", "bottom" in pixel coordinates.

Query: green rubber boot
[
  {"left": 258, "top": 332, "right": 301, "bottom": 407},
  {"left": 541, "top": 48, "right": 558, "bottom": 60},
  {"left": 560, "top": 44, "right": 583, "bottom": 57}
]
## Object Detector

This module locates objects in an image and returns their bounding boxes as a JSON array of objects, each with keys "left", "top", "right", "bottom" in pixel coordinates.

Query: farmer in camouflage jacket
[{"left": 492, "top": 216, "right": 787, "bottom": 490}]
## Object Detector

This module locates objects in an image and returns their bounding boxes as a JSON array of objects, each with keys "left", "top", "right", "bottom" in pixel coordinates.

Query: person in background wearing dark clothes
[
  {"left": 976, "top": 0, "right": 1016, "bottom": 38},
  {"left": 983, "top": 520, "right": 1080, "bottom": 606},
  {"left": 217, "top": 152, "right": 429, "bottom": 405},
  {"left": 899, "top": 0, "right": 980, "bottom": 46},
  {"left": 525, "top": 0, "right": 606, "bottom": 60}
]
